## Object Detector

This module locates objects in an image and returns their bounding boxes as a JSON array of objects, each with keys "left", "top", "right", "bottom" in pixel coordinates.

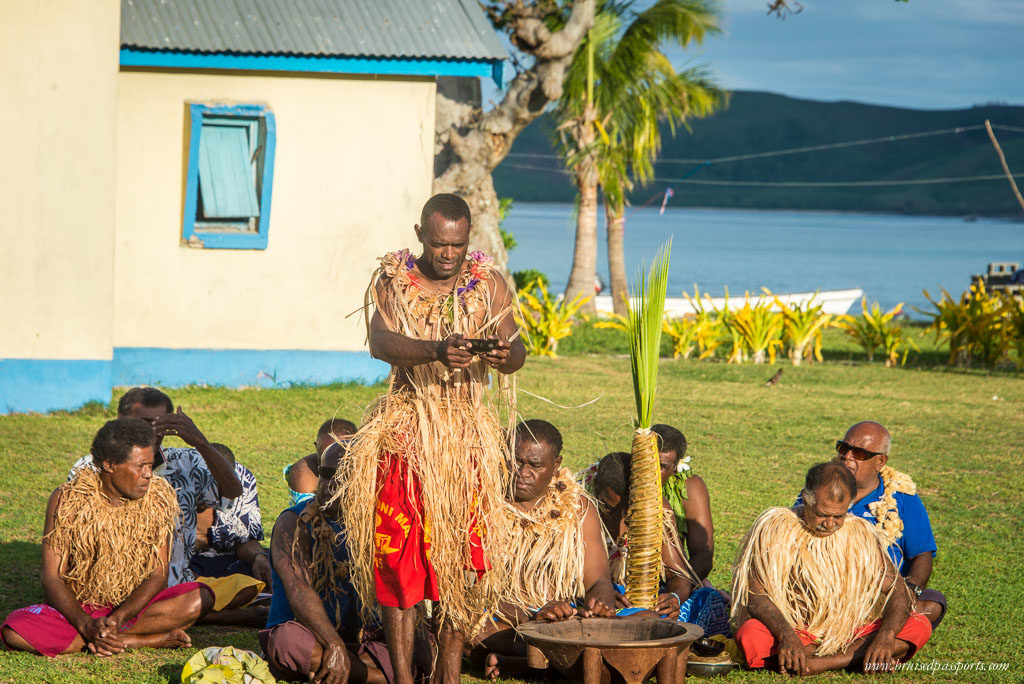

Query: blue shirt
[
  {"left": 266, "top": 500, "right": 353, "bottom": 629},
  {"left": 849, "top": 474, "right": 937, "bottom": 575},
  {"left": 794, "top": 474, "right": 937, "bottom": 575}
]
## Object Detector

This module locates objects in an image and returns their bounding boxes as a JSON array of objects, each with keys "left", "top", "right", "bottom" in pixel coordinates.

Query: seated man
[
  {"left": 827, "top": 421, "right": 946, "bottom": 627},
  {"left": 590, "top": 451, "right": 729, "bottom": 635},
  {"left": 70, "top": 387, "right": 242, "bottom": 587},
  {"left": 284, "top": 418, "right": 357, "bottom": 507},
  {"left": 191, "top": 442, "right": 271, "bottom": 626},
  {"left": 2, "top": 418, "right": 212, "bottom": 656},
  {"left": 471, "top": 419, "right": 615, "bottom": 680},
  {"left": 733, "top": 462, "right": 931, "bottom": 675},
  {"left": 261, "top": 440, "right": 386, "bottom": 683}
]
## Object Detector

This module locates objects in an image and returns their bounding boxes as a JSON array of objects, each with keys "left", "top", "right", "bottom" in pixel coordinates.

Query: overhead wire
[{"left": 499, "top": 121, "right": 1024, "bottom": 193}]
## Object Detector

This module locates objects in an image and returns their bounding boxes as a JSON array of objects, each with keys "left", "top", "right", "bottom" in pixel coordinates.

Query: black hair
[
  {"left": 420, "top": 193, "right": 471, "bottom": 229},
  {"left": 651, "top": 423, "right": 688, "bottom": 458},
  {"left": 594, "top": 451, "right": 631, "bottom": 499},
  {"left": 91, "top": 417, "right": 155, "bottom": 466},
  {"left": 210, "top": 442, "right": 236, "bottom": 466},
  {"left": 117, "top": 387, "right": 173, "bottom": 417},
  {"left": 318, "top": 418, "right": 357, "bottom": 438},
  {"left": 802, "top": 462, "right": 856, "bottom": 506},
  {"left": 514, "top": 419, "right": 563, "bottom": 456}
]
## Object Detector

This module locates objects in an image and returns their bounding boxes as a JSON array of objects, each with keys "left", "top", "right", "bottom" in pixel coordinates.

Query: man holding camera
[{"left": 333, "top": 193, "right": 525, "bottom": 684}]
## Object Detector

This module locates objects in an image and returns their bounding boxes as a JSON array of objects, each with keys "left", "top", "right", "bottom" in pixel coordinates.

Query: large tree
[
  {"left": 557, "top": 0, "right": 725, "bottom": 314},
  {"left": 432, "top": 0, "right": 596, "bottom": 275}
]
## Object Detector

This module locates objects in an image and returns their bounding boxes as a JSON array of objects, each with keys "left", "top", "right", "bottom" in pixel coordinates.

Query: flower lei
[{"left": 866, "top": 466, "right": 917, "bottom": 547}]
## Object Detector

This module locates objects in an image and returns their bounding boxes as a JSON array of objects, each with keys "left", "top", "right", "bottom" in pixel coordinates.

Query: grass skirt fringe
[
  {"left": 499, "top": 468, "right": 588, "bottom": 612},
  {"left": 45, "top": 468, "right": 178, "bottom": 606},
  {"left": 336, "top": 389, "right": 512, "bottom": 635},
  {"left": 731, "top": 508, "right": 896, "bottom": 656}
]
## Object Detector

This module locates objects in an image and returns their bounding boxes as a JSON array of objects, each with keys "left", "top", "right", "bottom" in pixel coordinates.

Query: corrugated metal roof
[{"left": 121, "top": 0, "right": 508, "bottom": 61}]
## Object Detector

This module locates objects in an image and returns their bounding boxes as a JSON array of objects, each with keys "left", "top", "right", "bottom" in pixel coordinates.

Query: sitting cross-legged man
[
  {"left": 588, "top": 450, "right": 730, "bottom": 635},
  {"left": 469, "top": 419, "right": 616, "bottom": 680},
  {"left": 260, "top": 440, "right": 389, "bottom": 683},
  {"left": 1, "top": 418, "right": 212, "bottom": 657},
  {"left": 283, "top": 418, "right": 357, "bottom": 507},
  {"left": 815, "top": 421, "right": 947, "bottom": 628},
  {"left": 733, "top": 462, "right": 932, "bottom": 675}
]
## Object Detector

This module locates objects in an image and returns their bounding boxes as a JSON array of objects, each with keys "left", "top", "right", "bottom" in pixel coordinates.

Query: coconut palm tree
[{"left": 556, "top": 0, "right": 726, "bottom": 314}]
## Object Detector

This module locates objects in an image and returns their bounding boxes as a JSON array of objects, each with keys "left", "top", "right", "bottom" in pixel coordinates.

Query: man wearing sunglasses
[{"left": 829, "top": 421, "right": 946, "bottom": 628}]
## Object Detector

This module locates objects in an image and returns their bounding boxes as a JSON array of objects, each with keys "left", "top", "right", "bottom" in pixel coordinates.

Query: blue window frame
[{"left": 183, "top": 104, "right": 275, "bottom": 249}]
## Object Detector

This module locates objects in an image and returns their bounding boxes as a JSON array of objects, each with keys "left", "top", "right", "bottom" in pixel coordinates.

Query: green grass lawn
[{"left": 1, "top": 342, "right": 1022, "bottom": 682}]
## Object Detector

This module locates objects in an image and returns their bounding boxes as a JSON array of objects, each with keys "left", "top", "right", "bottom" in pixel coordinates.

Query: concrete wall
[
  {"left": 113, "top": 70, "right": 436, "bottom": 386},
  {"left": 0, "top": 0, "right": 120, "bottom": 412}
]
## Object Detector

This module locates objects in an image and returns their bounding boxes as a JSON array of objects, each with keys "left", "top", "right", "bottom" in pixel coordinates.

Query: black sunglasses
[{"left": 835, "top": 440, "right": 885, "bottom": 461}]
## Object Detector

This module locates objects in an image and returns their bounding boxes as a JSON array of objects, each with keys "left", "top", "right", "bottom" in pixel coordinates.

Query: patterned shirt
[
  {"left": 199, "top": 461, "right": 264, "bottom": 555},
  {"left": 69, "top": 447, "right": 234, "bottom": 585}
]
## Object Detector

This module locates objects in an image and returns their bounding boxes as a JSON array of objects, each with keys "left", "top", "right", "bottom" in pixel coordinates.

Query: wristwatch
[{"left": 905, "top": 581, "right": 924, "bottom": 598}]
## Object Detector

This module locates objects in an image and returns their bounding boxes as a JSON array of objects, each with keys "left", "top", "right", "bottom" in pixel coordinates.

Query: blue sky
[
  {"left": 674, "top": 0, "right": 1024, "bottom": 109},
  {"left": 486, "top": 0, "right": 1024, "bottom": 111}
]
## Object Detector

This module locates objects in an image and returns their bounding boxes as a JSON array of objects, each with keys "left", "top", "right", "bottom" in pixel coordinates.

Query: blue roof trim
[{"left": 120, "top": 49, "right": 504, "bottom": 86}]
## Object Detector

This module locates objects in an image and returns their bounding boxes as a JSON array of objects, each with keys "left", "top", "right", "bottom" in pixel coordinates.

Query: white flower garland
[{"left": 866, "top": 466, "right": 916, "bottom": 546}]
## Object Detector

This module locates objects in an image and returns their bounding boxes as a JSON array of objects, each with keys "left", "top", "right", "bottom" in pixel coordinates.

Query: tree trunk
[
  {"left": 564, "top": 154, "right": 599, "bottom": 314},
  {"left": 430, "top": 1, "right": 595, "bottom": 276},
  {"left": 606, "top": 201, "right": 628, "bottom": 316}
]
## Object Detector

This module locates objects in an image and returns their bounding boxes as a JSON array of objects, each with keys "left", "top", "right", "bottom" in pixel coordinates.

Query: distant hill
[{"left": 493, "top": 91, "right": 1024, "bottom": 216}]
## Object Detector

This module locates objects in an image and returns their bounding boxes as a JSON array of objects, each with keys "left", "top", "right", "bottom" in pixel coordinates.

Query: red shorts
[
  {"left": 1, "top": 582, "right": 205, "bottom": 657},
  {"left": 736, "top": 612, "right": 932, "bottom": 668},
  {"left": 373, "top": 453, "right": 488, "bottom": 609}
]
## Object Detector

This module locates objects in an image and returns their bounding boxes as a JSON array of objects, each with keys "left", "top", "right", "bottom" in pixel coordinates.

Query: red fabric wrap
[
  {"left": 372, "top": 453, "right": 489, "bottom": 608},
  {"left": 736, "top": 612, "right": 932, "bottom": 668},
  {"left": 1, "top": 582, "right": 204, "bottom": 657}
]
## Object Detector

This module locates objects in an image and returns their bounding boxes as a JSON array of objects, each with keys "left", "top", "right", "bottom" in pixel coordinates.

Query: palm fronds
[{"left": 625, "top": 239, "right": 672, "bottom": 429}]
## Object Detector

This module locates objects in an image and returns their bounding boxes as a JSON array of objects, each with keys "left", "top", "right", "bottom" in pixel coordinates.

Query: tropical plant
[
  {"left": 710, "top": 290, "right": 782, "bottom": 364},
  {"left": 512, "top": 268, "right": 549, "bottom": 293},
  {"left": 768, "top": 289, "right": 834, "bottom": 366},
  {"left": 839, "top": 298, "right": 917, "bottom": 367},
  {"left": 681, "top": 284, "right": 724, "bottom": 359},
  {"left": 919, "top": 280, "right": 1009, "bottom": 367},
  {"left": 623, "top": 240, "right": 671, "bottom": 609},
  {"left": 556, "top": 0, "right": 725, "bottom": 314},
  {"left": 662, "top": 316, "right": 700, "bottom": 359},
  {"left": 516, "top": 278, "right": 591, "bottom": 357},
  {"left": 1003, "top": 294, "right": 1024, "bottom": 367}
]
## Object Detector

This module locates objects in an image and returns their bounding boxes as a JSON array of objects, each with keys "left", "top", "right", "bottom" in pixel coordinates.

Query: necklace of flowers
[{"left": 866, "top": 465, "right": 917, "bottom": 546}]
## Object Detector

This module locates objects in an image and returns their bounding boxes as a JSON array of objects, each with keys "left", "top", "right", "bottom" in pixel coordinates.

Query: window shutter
[{"left": 198, "top": 124, "right": 260, "bottom": 218}]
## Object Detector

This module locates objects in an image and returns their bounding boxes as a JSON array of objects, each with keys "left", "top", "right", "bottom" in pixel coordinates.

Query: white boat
[{"left": 593, "top": 288, "right": 864, "bottom": 317}]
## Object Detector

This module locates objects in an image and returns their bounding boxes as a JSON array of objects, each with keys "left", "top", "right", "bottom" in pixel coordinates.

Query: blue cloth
[
  {"left": 611, "top": 584, "right": 729, "bottom": 636},
  {"left": 678, "top": 587, "right": 730, "bottom": 637},
  {"left": 208, "top": 462, "right": 264, "bottom": 551},
  {"left": 266, "top": 500, "right": 353, "bottom": 629},
  {"left": 794, "top": 474, "right": 937, "bottom": 576}
]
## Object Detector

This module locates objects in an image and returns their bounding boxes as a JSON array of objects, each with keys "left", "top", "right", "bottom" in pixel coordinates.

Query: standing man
[
  {"left": 829, "top": 421, "right": 946, "bottom": 627},
  {"left": 335, "top": 193, "right": 525, "bottom": 684},
  {"left": 70, "top": 387, "right": 242, "bottom": 586}
]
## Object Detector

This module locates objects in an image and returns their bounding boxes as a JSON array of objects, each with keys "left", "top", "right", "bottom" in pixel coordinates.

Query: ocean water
[{"left": 504, "top": 204, "right": 1024, "bottom": 316}]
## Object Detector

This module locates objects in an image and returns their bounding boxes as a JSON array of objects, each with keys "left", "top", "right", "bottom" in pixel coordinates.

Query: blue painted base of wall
[
  {"left": 0, "top": 358, "right": 112, "bottom": 414},
  {"left": 112, "top": 348, "right": 389, "bottom": 389},
  {"left": 2, "top": 349, "right": 388, "bottom": 414}
]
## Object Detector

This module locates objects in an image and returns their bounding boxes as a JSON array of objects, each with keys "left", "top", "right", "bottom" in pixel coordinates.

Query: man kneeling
[
  {"left": 732, "top": 462, "right": 931, "bottom": 675},
  {"left": 260, "top": 440, "right": 387, "bottom": 683},
  {"left": 1, "top": 418, "right": 211, "bottom": 656},
  {"left": 470, "top": 419, "right": 615, "bottom": 679}
]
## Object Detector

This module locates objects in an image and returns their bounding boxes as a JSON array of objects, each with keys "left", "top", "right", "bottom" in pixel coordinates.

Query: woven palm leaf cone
[{"left": 624, "top": 240, "right": 672, "bottom": 609}]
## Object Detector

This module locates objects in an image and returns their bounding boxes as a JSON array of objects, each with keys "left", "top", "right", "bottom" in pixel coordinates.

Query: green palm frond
[{"left": 626, "top": 239, "right": 672, "bottom": 429}]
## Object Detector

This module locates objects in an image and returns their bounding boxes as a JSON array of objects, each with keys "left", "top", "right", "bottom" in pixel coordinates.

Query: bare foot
[
  {"left": 484, "top": 653, "right": 500, "bottom": 680},
  {"left": 121, "top": 629, "right": 192, "bottom": 650}
]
